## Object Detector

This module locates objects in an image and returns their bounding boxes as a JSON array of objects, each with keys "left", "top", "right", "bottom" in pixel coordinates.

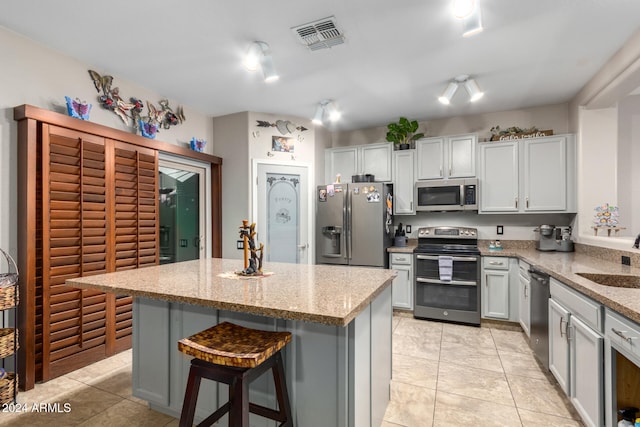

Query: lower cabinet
[
  {"left": 389, "top": 253, "right": 413, "bottom": 310},
  {"left": 549, "top": 279, "right": 603, "bottom": 427},
  {"left": 481, "top": 257, "right": 518, "bottom": 321}
]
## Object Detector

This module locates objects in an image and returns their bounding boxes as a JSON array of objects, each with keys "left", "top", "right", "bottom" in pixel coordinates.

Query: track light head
[
  {"left": 244, "top": 41, "right": 279, "bottom": 82},
  {"left": 438, "top": 82, "right": 459, "bottom": 105},
  {"left": 312, "top": 100, "right": 340, "bottom": 125},
  {"left": 464, "top": 78, "right": 484, "bottom": 102}
]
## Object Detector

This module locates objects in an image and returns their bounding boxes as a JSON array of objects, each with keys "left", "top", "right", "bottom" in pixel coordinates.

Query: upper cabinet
[
  {"left": 392, "top": 150, "right": 415, "bottom": 215},
  {"left": 416, "top": 134, "right": 477, "bottom": 180},
  {"left": 325, "top": 142, "right": 392, "bottom": 183},
  {"left": 479, "top": 135, "right": 576, "bottom": 214}
]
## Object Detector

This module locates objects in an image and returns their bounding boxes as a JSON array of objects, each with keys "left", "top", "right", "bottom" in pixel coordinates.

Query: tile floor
[{"left": 0, "top": 315, "right": 584, "bottom": 426}]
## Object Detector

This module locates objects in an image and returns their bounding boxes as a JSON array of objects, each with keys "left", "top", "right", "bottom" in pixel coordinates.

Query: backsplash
[{"left": 575, "top": 243, "right": 640, "bottom": 266}]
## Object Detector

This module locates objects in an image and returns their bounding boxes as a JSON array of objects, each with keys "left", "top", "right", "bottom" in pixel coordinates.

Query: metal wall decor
[
  {"left": 256, "top": 119, "right": 308, "bottom": 135},
  {"left": 88, "top": 70, "right": 186, "bottom": 137}
]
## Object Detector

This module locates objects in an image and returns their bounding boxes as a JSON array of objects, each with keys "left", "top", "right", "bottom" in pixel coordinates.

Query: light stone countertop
[
  {"left": 66, "top": 258, "right": 396, "bottom": 327},
  {"left": 479, "top": 245, "right": 640, "bottom": 325}
]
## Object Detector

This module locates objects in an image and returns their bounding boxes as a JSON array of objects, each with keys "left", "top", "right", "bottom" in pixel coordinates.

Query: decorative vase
[{"left": 398, "top": 143, "right": 410, "bottom": 150}]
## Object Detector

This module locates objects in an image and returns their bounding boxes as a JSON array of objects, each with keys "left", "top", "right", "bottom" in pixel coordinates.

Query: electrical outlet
[
  {"left": 237, "top": 240, "right": 244, "bottom": 250},
  {"left": 406, "top": 225, "right": 412, "bottom": 234},
  {"left": 497, "top": 225, "right": 504, "bottom": 235},
  {"left": 622, "top": 255, "right": 631, "bottom": 266}
]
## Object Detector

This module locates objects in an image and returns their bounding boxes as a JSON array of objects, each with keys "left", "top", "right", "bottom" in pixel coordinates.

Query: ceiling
[{"left": 2, "top": 0, "right": 640, "bottom": 131}]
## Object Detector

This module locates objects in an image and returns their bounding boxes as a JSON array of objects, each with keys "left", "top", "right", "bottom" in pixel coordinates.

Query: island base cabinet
[{"left": 132, "top": 287, "right": 392, "bottom": 427}]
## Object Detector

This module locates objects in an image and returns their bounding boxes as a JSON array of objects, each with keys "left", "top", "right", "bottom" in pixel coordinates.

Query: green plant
[{"left": 385, "top": 117, "right": 424, "bottom": 146}]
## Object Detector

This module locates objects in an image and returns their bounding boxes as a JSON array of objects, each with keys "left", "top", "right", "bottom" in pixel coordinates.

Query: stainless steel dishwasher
[{"left": 529, "top": 268, "right": 550, "bottom": 370}]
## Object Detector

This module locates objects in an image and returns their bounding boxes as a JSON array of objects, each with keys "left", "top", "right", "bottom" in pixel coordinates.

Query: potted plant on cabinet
[{"left": 385, "top": 117, "right": 424, "bottom": 150}]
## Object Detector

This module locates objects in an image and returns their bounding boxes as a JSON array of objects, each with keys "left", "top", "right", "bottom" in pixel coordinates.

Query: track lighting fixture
[
  {"left": 452, "top": 0, "right": 483, "bottom": 37},
  {"left": 243, "top": 41, "right": 279, "bottom": 83},
  {"left": 312, "top": 100, "right": 341, "bottom": 125},
  {"left": 438, "top": 75, "right": 484, "bottom": 105}
]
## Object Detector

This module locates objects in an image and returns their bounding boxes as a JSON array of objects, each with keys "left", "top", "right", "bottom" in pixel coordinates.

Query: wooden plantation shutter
[
  {"left": 41, "top": 125, "right": 108, "bottom": 380},
  {"left": 110, "top": 141, "right": 158, "bottom": 352}
]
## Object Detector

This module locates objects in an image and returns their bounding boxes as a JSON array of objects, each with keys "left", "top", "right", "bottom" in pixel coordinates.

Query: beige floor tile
[
  {"left": 384, "top": 380, "right": 436, "bottom": 427},
  {"left": 162, "top": 419, "right": 181, "bottom": 427},
  {"left": 13, "top": 375, "right": 87, "bottom": 406},
  {"left": 77, "top": 399, "right": 174, "bottom": 426},
  {"left": 433, "top": 390, "right": 521, "bottom": 427},
  {"left": 518, "top": 408, "right": 584, "bottom": 426},
  {"left": 392, "top": 316, "right": 401, "bottom": 332},
  {"left": 508, "top": 374, "right": 577, "bottom": 419},
  {"left": 437, "top": 361, "right": 515, "bottom": 407},
  {"left": 499, "top": 349, "right": 547, "bottom": 380},
  {"left": 441, "top": 322, "right": 495, "bottom": 347},
  {"left": 439, "top": 339, "right": 503, "bottom": 373},
  {"left": 491, "top": 329, "right": 533, "bottom": 354},
  {"left": 393, "top": 353, "right": 439, "bottom": 389},
  {"left": 65, "top": 354, "right": 131, "bottom": 385},
  {"left": 393, "top": 332, "right": 440, "bottom": 361},
  {"left": 394, "top": 317, "right": 443, "bottom": 339},
  {"left": 88, "top": 366, "right": 147, "bottom": 405}
]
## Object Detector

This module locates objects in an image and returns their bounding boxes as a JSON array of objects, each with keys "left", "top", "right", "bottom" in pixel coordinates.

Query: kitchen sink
[{"left": 576, "top": 272, "right": 640, "bottom": 288}]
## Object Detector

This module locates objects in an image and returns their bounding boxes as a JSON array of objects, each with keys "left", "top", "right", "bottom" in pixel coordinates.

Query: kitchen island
[{"left": 67, "top": 258, "right": 396, "bottom": 427}]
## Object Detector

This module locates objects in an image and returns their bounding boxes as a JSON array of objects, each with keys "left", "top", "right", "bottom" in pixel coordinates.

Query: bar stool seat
[{"left": 178, "top": 322, "right": 293, "bottom": 427}]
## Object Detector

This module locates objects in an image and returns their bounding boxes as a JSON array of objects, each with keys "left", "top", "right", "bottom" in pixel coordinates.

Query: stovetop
[{"left": 414, "top": 226, "right": 479, "bottom": 255}]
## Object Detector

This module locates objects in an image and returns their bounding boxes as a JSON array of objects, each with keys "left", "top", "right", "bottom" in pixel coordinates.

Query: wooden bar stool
[{"left": 178, "top": 322, "right": 293, "bottom": 427}]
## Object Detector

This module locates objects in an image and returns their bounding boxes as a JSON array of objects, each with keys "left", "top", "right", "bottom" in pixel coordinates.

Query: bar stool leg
[
  {"left": 180, "top": 366, "right": 203, "bottom": 427},
  {"left": 228, "top": 376, "right": 250, "bottom": 427}
]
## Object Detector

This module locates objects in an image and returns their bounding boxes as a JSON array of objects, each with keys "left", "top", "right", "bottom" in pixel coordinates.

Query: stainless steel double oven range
[{"left": 414, "top": 226, "right": 481, "bottom": 326}]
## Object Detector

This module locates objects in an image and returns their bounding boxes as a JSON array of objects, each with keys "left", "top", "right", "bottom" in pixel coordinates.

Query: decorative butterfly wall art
[
  {"left": 64, "top": 96, "right": 92, "bottom": 120},
  {"left": 87, "top": 69, "right": 186, "bottom": 138}
]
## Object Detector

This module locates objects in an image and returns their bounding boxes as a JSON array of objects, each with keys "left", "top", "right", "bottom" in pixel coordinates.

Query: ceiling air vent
[{"left": 291, "top": 16, "right": 345, "bottom": 51}]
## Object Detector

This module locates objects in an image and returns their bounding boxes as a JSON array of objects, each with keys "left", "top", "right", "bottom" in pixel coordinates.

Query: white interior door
[
  {"left": 254, "top": 161, "right": 311, "bottom": 264},
  {"left": 158, "top": 155, "right": 210, "bottom": 263}
]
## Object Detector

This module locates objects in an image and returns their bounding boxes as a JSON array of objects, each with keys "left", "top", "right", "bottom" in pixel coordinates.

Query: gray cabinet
[
  {"left": 416, "top": 134, "right": 476, "bottom": 180},
  {"left": 479, "top": 135, "right": 576, "bottom": 213},
  {"left": 481, "top": 257, "right": 510, "bottom": 320},
  {"left": 389, "top": 253, "right": 413, "bottom": 310},
  {"left": 549, "top": 278, "right": 603, "bottom": 427},
  {"left": 392, "top": 150, "right": 415, "bottom": 215},
  {"left": 325, "top": 142, "right": 392, "bottom": 183}
]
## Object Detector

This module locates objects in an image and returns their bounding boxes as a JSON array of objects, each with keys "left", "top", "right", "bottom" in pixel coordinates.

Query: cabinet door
[
  {"left": 390, "top": 263, "right": 413, "bottom": 310},
  {"left": 448, "top": 134, "right": 476, "bottom": 178},
  {"left": 325, "top": 147, "right": 358, "bottom": 183},
  {"left": 392, "top": 151, "right": 415, "bottom": 214},
  {"left": 549, "top": 298, "right": 571, "bottom": 394},
  {"left": 479, "top": 142, "right": 519, "bottom": 212},
  {"left": 360, "top": 143, "right": 392, "bottom": 182},
  {"left": 518, "top": 272, "right": 530, "bottom": 337},
  {"left": 482, "top": 269, "right": 509, "bottom": 319},
  {"left": 416, "top": 138, "right": 445, "bottom": 180},
  {"left": 570, "top": 315, "right": 603, "bottom": 427},
  {"left": 523, "top": 137, "right": 566, "bottom": 211}
]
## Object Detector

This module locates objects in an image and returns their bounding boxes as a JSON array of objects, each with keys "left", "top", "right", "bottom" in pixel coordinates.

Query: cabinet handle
[
  {"left": 524, "top": 285, "right": 528, "bottom": 298},
  {"left": 612, "top": 327, "right": 636, "bottom": 344},
  {"left": 439, "top": 167, "right": 443, "bottom": 177},
  {"left": 396, "top": 257, "right": 406, "bottom": 262},
  {"left": 488, "top": 261, "right": 503, "bottom": 266},
  {"left": 560, "top": 316, "right": 566, "bottom": 337},
  {"left": 526, "top": 197, "right": 529, "bottom": 208},
  {"left": 515, "top": 197, "right": 518, "bottom": 209},
  {"left": 485, "top": 274, "right": 488, "bottom": 286},
  {"left": 410, "top": 201, "right": 413, "bottom": 211}
]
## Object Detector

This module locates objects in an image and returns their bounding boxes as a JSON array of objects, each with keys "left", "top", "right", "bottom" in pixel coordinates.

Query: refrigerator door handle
[{"left": 346, "top": 192, "right": 352, "bottom": 260}]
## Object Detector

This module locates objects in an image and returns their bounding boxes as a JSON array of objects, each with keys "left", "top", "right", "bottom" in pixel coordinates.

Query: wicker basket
[
  {"left": 0, "top": 329, "right": 17, "bottom": 359},
  {"left": 0, "top": 372, "right": 16, "bottom": 404},
  {"left": 0, "top": 249, "right": 18, "bottom": 310}
]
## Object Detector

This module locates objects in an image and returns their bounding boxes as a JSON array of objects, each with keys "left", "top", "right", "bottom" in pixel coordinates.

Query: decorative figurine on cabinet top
[
  {"left": 237, "top": 220, "right": 265, "bottom": 276},
  {"left": 64, "top": 96, "right": 92, "bottom": 120}
]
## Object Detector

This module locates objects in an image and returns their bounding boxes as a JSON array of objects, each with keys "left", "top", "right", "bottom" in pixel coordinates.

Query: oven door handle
[
  {"left": 416, "top": 277, "right": 477, "bottom": 286},
  {"left": 416, "top": 255, "right": 478, "bottom": 262}
]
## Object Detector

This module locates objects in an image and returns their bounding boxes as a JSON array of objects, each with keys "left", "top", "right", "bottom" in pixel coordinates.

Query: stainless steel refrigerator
[{"left": 316, "top": 182, "right": 393, "bottom": 268}]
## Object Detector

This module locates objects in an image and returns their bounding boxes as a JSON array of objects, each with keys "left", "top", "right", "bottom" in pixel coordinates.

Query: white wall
[
  {"left": 0, "top": 26, "right": 214, "bottom": 258},
  {"left": 331, "top": 103, "right": 569, "bottom": 147},
  {"left": 213, "top": 111, "right": 330, "bottom": 258},
  {"left": 617, "top": 95, "right": 640, "bottom": 236}
]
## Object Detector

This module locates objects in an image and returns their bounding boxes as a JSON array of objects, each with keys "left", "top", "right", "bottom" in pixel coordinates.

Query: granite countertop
[
  {"left": 387, "top": 241, "right": 418, "bottom": 253},
  {"left": 66, "top": 258, "right": 396, "bottom": 327},
  {"left": 479, "top": 245, "right": 640, "bottom": 325}
]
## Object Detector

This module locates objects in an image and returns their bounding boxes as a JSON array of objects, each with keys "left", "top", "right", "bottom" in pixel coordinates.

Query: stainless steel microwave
[{"left": 415, "top": 178, "right": 478, "bottom": 211}]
